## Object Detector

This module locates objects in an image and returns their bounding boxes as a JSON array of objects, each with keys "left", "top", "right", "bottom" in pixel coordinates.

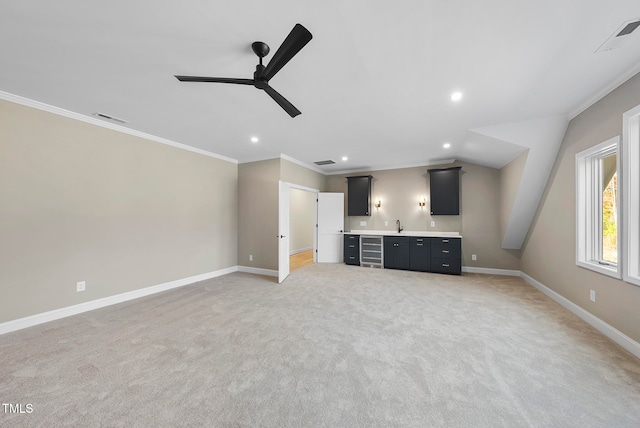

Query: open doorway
[
  {"left": 289, "top": 187, "right": 317, "bottom": 271},
  {"left": 279, "top": 182, "right": 344, "bottom": 283}
]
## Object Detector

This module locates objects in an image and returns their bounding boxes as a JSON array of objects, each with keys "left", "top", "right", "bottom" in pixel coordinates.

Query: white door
[
  {"left": 278, "top": 181, "right": 290, "bottom": 283},
  {"left": 317, "top": 192, "right": 345, "bottom": 263}
]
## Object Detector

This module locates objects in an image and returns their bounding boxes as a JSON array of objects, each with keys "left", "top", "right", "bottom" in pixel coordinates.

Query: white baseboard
[
  {"left": 0, "top": 266, "right": 238, "bottom": 336},
  {"left": 520, "top": 272, "right": 640, "bottom": 360},
  {"left": 290, "top": 246, "right": 313, "bottom": 256},
  {"left": 462, "top": 266, "right": 520, "bottom": 276},
  {"left": 237, "top": 266, "right": 279, "bottom": 277}
]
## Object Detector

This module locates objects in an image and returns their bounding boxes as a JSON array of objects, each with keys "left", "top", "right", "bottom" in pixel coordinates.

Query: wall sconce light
[
  {"left": 418, "top": 199, "right": 426, "bottom": 209},
  {"left": 375, "top": 200, "right": 381, "bottom": 210}
]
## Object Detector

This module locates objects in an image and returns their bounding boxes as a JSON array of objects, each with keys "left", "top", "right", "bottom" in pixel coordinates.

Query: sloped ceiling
[{"left": 1, "top": 1, "right": 640, "bottom": 248}]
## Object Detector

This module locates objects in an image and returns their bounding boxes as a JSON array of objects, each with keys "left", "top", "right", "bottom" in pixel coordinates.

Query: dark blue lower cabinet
[
  {"left": 345, "top": 234, "right": 461, "bottom": 275},
  {"left": 409, "top": 237, "right": 431, "bottom": 272},
  {"left": 430, "top": 238, "right": 462, "bottom": 275},
  {"left": 383, "top": 236, "right": 410, "bottom": 270},
  {"left": 344, "top": 234, "right": 360, "bottom": 266}
]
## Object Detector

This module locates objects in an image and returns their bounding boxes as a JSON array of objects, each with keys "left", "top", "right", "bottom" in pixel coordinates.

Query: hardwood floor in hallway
[{"left": 290, "top": 249, "right": 314, "bottom": 271}]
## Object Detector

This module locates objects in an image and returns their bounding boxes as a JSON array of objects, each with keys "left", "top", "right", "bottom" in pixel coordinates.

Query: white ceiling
[{"left": 2, "top": 1, "right": 640, "bottom": 174}]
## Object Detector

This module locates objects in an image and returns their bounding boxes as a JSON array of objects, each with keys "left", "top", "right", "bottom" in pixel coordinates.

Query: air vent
[
  {"left": 314, "top": 160, "right": 336, "bottom": 165},
  {"left": 92, "top": 112, "right": 128, "bottom": 124},
  {"left": 596, "top": 19, "right": 640, "bottom": 53}
]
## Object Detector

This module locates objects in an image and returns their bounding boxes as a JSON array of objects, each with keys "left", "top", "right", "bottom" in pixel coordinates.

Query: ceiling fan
[{"left": 175, "top": 24, "right": 312, "bottom": 118}]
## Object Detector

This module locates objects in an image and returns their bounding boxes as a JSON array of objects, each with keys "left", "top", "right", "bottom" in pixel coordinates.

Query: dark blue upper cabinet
[
  {"left": 428, "top": 167, "right": 461, "bottom": 215},
  {"left": 347, "top": 175, "right": 372, "bottom": 216}
]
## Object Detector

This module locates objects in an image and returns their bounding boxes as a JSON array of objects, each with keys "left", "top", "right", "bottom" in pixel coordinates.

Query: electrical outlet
[
  {"left": 431, "top": 221, "right": 436, "bottom": 227},
  {"left": 384, "top": 220, "right": 388, "bottom": 226},
  {"left": 249, "top": 255, "right": 253, "bottom": 262},
  {"left": 360, "top": 221, "right": 367, "bottom": 226},
  {"left": 76, "top": 281, "right": 86, "bottom": 292},
  {"left": 590, "top": 289, "right": 596, "bottom": 302},
  {"left": 472, "top": 254, "right": 477, "bottom": 261}
]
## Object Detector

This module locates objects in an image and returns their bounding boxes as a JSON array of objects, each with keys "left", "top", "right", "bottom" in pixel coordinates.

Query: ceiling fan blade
[
  {"left": 175, "top": 76, "right": 254, "bottom": 85},
  {"left": 260, "top": 24, "right": 312, "bottom": 82},
  {"left": 263, "top": 84, "right": 301, "bottom": 117}
]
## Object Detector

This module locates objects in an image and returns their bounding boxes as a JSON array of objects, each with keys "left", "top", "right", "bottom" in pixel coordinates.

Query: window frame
[
  {"left": 623, "top": 103, "right": 640, "bottom": 286},
  {"left": 575, "top": 136, "right": 621, "bottom": 278}
]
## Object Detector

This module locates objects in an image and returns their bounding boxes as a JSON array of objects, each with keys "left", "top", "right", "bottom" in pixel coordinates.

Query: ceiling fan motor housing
[{"left": 254, "top": 65, "right": 268, "bottom": 89}]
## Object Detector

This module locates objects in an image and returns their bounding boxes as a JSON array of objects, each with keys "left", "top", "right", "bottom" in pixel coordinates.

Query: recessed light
[
  {"left": 443, "top": 143, "right": 451, "bottom": 149},
  {"left": 250, "top": 136, "right": 259, "bottom": 143},
  {"left": 450, "top": 91, "right": 463, "bottom": 102},
  {"left": 342, "top": 156, "right": 348, "bottom": 161}
]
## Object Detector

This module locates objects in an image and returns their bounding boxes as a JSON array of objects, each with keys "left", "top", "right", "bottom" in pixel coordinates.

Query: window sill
[{"left": 577, "top": 260, "right": 621, "bottom": 279}]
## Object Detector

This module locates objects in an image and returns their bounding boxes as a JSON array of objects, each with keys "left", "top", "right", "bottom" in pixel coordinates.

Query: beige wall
[
  {"left": 326, "top": 162, "right": 520, "bottom": 270},
  {"left": 521, "top": 72, "right": 640, "bottom": 344},
  {"left": 237, "top": 159, "right": 280, "bottom": 271},
  {"left": 280, "top": 158, "right": 326, "bottom": 191},
  {"left": 499, "top": 150, "right": 528, "bottom": 243},
  {"left": 0, "top": 100, "right": 238, "bottom": 323},
  {"left": 237, "top": 157, "right": 327, "bottom": 271},
  {"left": 289, "top": 188, "right": 315, "bottom": 253}
]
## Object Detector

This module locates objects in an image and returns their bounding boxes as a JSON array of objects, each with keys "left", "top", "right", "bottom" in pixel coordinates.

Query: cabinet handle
[
  {"left": 442, "top": 263, "right": 450, "bottom": 267},
  {"left": 442, "top": 239, "right": 449, "bottom": 243},
  {"left": 442, "top": 250, "right": 449, "bottom": 253},
  {"left": 416, "top": 243, "right": 423, "bottom": 246},
  {"left": 416, "top": 239, "right": 423, "bottom": 242}
]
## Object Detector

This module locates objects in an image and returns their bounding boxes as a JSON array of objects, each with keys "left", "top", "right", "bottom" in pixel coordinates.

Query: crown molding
[
  {"left": 0, "top": 91, "right": 238, "bottom": 164},
  {"left": 279, "top": 153, "right": 328, "bottom": 175},
  {"left": 568, "top": 59, "right": 640, "bottom": 120},
  {"left": 326, "top": 159, "right": 457, "bottom": 175}
]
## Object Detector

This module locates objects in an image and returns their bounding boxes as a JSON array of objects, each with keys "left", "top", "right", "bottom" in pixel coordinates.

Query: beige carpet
[{"left": 1, "top": 264, "right": 639, "bottom": 427}]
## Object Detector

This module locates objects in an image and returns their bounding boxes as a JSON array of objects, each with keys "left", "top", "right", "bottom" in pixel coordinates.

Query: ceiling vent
[
  {"left": 92, "top": 112, "right": 128, "bottom": 124},
  {"left": 596, "top": 19, "right": 640, "bottom": 53},
  {"left": 314, "top": 160, "right": 336, "bottom": 165}
]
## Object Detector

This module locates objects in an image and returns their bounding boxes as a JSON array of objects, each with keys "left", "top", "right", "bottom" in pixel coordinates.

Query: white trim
[
  {"left": 520, "top": 272, "right": 640, "bottom": 360},
  {"left": 622, "top": 103, "right": 640, "bottom": 286},
  {"left": 568, "top": 59, "right": 640, "bottom": 120},
  {"left": 237, "top": 266, "right": 279, "bottom": 277},
  {"left": 290, "top": 246, "right": 313, "bottom": 255},
  {"left": 575, "top": 136, "right": 621, "bottom": 279},
  {"left": 283, "top": 181, "right": 320, "bottom": 194},
  {"left": 0, "top": 90, "right": 238, "bottom": 164},
  {"left": 279, "top": 154, "right": 328, "bottom": 175},
  {"left": 462, "top": 266, "right": 520, "bottom": 276},
  {"left": 327, "top": 159, "right": 457, "bottom": 176},
  {"left": 0, "top": 266, "right": 238, "bottom": 336}
]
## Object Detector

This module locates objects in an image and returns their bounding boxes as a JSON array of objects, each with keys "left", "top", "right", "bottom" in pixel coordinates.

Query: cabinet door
[
  {"left": 344, "top": 234, "right": 360, "bottom": 266},
  {"left": 409, "top": 237, "right": 431, "bottom": 271},
  {"left": 430, "top": 237, "right": 462, "bottom": 275},
  {"left": 347, "top": 176, "right": 372, "bottom": 216},
  {"left": 383, "top": 236, "right": 410, "bottom": 269},
  {"left": 428, "top": 167, "right": 461, "bottom": 215}
]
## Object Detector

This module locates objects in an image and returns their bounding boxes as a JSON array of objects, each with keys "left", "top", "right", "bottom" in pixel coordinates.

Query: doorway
[
  {"left": 289, "top": 187, "right": 317, "bottom": 271},
  {"left": 278, "top": 182, "right": 345, "bottom": 283}
]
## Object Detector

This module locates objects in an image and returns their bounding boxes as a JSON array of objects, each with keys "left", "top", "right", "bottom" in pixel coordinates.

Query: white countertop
[{"left": 347, "top": 230, "right": 462, "bottom": 238}]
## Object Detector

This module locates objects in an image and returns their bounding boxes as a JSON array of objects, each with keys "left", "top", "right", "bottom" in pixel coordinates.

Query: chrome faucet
[{"left": 396, "top": 219, "right": 403, "bottom": 233}]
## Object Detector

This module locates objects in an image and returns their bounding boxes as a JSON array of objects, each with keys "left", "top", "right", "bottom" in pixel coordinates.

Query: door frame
[{"left": 278, "top": 181, "right": 319, "bottom": 283}]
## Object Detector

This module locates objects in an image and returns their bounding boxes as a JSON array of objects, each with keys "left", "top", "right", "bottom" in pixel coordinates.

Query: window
[
  {"left": 623, "top": 103, "right": 640, "bottom": 286},
  {"left": 576, "top": 136, "right": 621, "bottom": 278}
]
